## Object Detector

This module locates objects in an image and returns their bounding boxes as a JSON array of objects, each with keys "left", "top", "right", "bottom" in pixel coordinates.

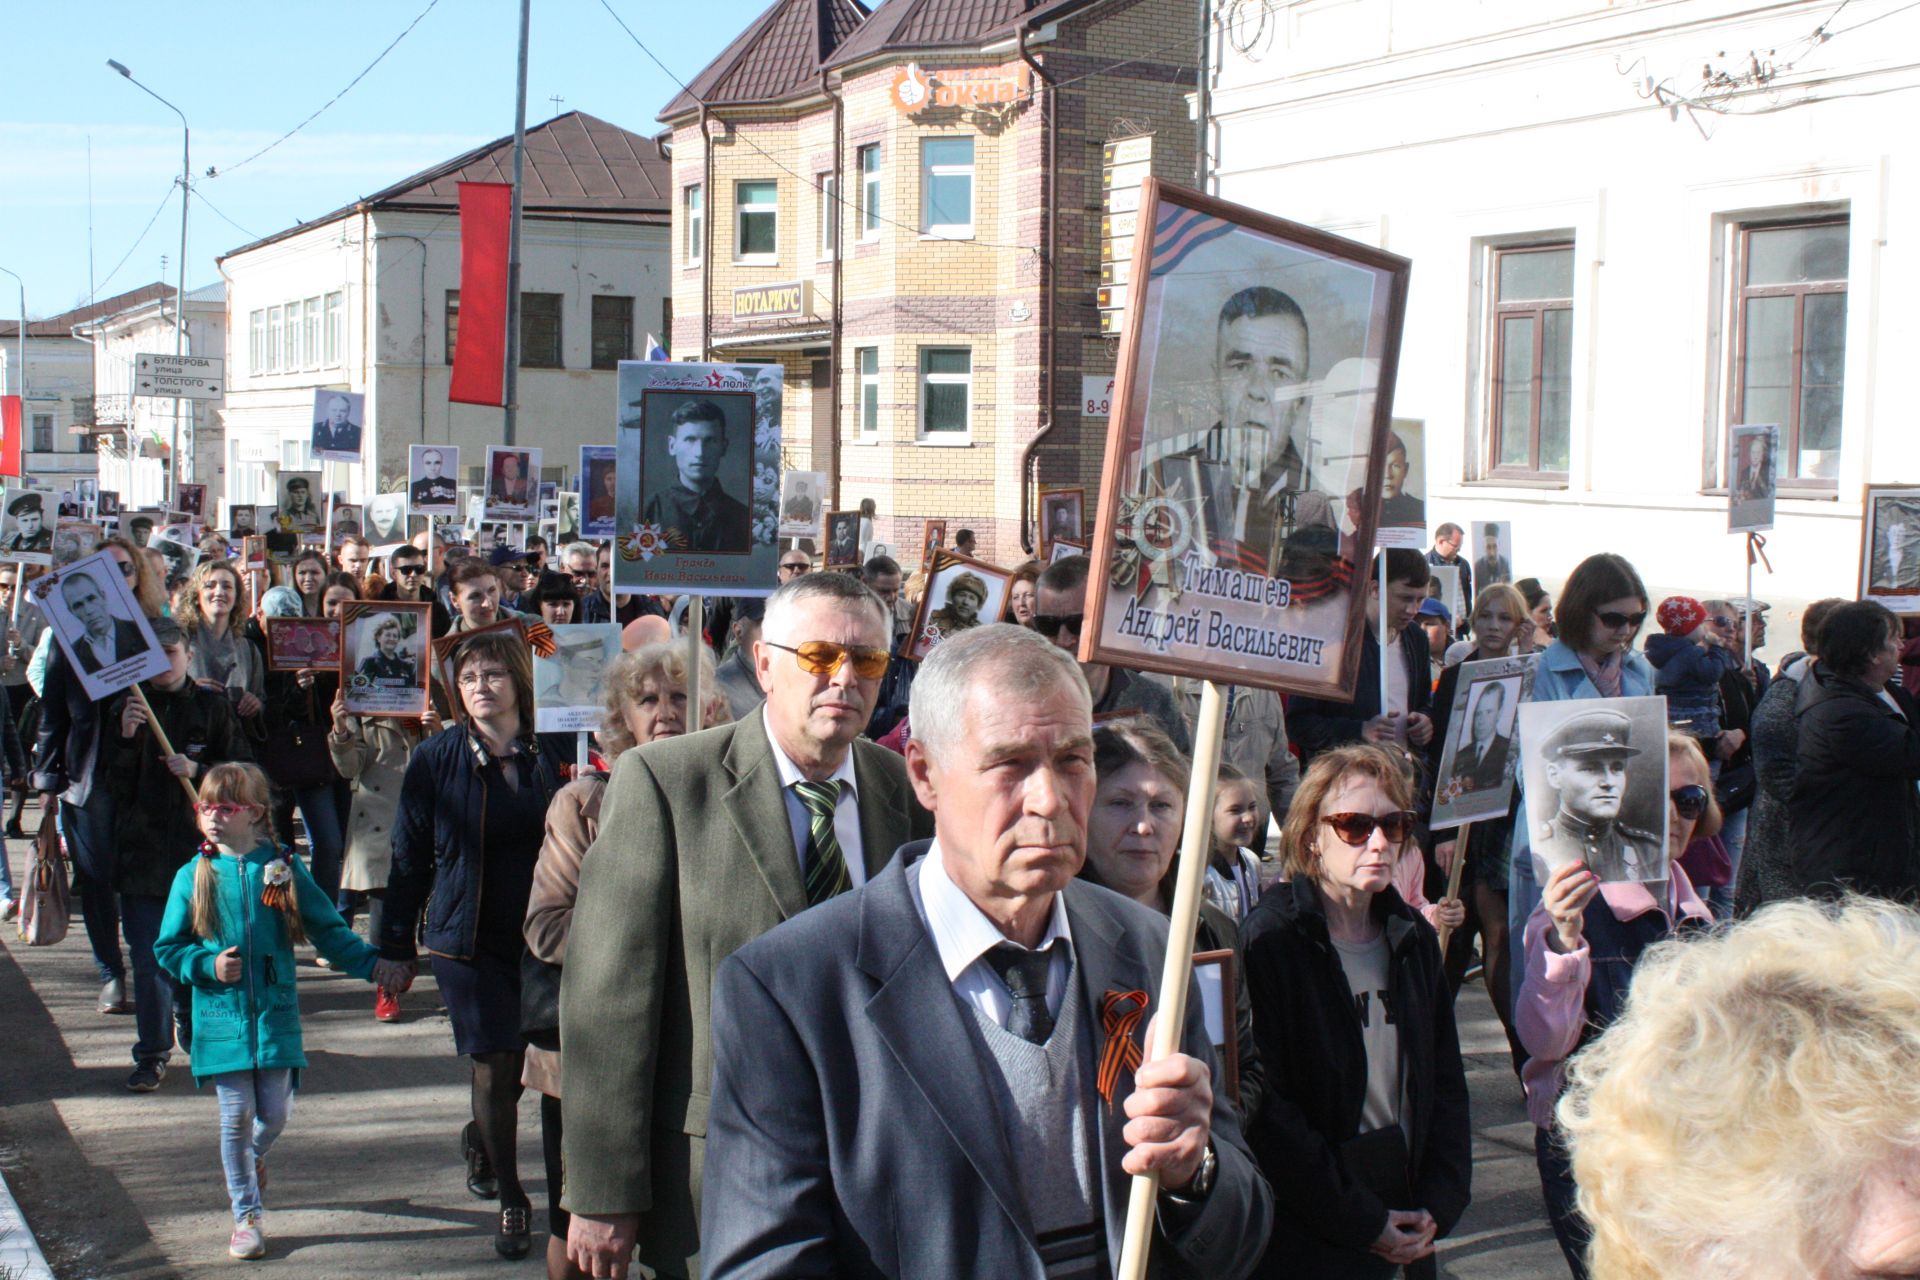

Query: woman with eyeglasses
[
  {"left": 380, "top": 628, "right": 565, "bottom": 1262},
  {"left": 1515, "top": 730, "right": 1715, "bottom": 1277},
  {"left": 1241, "top": 742, "right": 1472, "bottom": 1279},
  {"left": 1507, "top": 554, "right": 1655, "bottom": 990},
  {"left": 1076, "top": 721, "right": 1263, "bottom": 1119}
]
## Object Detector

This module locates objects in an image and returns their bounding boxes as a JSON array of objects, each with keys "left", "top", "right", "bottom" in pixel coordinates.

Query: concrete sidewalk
[{"left": 0, "top": 826, "right": 1566, "bottom": 1278}]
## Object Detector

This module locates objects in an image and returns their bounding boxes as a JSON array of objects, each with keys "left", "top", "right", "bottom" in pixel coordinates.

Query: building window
[
  {"left": 859, "top": 144, "right": 881, "bottom": 240},
  {"left": 735, "top": 180, "right": 778, "bottom": 262},
  {"left": 444, "top": 290, "right": 460, "bottom": 365},
  {"left": 281, "top": 437, "right": 313, "bottom": 470},
  {"left": 267, "top": 305, "right": 284, "bottom": 373},
  {"left": 1733, "top": 218, "right": 1847, "bottom": 485},
  {"left": 249, "top": 310, "right": 265, "bottom": 375},
  {"left": 921, "top": 137, "right": 974, "bottom": 238},
  {"left": 818, "top": 173, "right": 838, "bottom": 258},
  {"left": 685, "top": 184, "right": 704, "bottom": 266},
  {"left": 520, "top": 292, "right": 563, "bottom": 368},
  {"left": 324, "top": 291, "right": 344, "bottom": 365},
  {"left": 918, "top": 347, "right": 971, "bottom": 436},
  {"left": 30, "top": 414, "right": 52, "bottom": 453},
  {"left": 1487, "top": 243, "right": 1574, "bottom": 479},
  {"left": 857, "top": 347, "right": 879, "bottom": 436},
  {"left": 591, "top": 295, "right": 634, "bottom": 370},
  {"left": 302, "top": 297, "right": 321, "bottom": 370},
  {"left": 286, "top": 300, "right": 305, "bottom": 370}
]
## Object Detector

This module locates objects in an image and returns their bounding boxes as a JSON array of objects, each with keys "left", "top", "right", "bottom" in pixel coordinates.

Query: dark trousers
[
  {"left": 120, "top": 892, "right": 191, "bottom": 1066},
  {"left": 61, "top": 789, "right": 125, "bottom": 982},
  {"left": 1535, "top": 1126, "right": 1591, "bottom": 1279}
]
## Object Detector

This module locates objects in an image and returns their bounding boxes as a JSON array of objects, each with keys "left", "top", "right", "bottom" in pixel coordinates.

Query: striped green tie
[{"left": 794, "top": 779, "right": 849, "bottom": 907}]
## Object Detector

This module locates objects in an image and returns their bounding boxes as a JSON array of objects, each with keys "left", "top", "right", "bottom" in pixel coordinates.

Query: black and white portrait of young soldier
[
  {"left": 641, "top": 397, "right": 752, "bottom": 554},
  {"left": 0, "top": 489, "right": 53, "bottom": 555},
  {"left": 1519, "top": 700, "right": 1669, "bottom": 885}
]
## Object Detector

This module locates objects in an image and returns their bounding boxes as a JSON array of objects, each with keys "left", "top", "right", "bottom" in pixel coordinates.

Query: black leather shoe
[
  {"left": 463, "top": 1120, "right": 497, "bottom": 1200},
  {"left": 494, "top": 1204, "right": 531, "bottom": 1259}
]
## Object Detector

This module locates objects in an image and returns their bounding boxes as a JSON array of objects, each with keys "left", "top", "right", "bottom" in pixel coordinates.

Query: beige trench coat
[{"left": 328, "top": 714, "right": 424, "bottom": 893}]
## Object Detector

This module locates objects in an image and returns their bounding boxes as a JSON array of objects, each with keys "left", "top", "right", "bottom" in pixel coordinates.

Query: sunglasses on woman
[
  {"left": 1670, "top": 784, "right": 1710, "bottom": 821},
  {"left": 1321, "top": 810, "right": 1419, "bottom": 846},
  {"left": 1596, "top": 610, "right": 1648, "bottom": 630},
  {"left": 765, "top": 639, "right": 890, "bottom": 680}
]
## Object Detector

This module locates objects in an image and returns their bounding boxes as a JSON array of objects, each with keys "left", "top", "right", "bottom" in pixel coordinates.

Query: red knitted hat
[{"left": 1657, "top": 596, "right": 1707, "bottom": 636}]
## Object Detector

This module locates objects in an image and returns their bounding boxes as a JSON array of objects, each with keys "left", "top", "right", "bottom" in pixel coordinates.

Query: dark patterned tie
[
  {"left": 985, "top": 941, "right": 1061, "bottom": 1044},
  {"left": 793, "top": 779, "right": 848, "bottom": 907}
]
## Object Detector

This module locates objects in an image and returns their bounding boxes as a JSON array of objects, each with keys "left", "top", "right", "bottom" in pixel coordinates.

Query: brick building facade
[{"left": 662, "top": 0, "right": 1196, "bottom": 566}]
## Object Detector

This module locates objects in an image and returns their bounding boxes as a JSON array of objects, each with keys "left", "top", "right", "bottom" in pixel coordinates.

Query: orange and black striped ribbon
[{"left": 1096, "top": 988, "right": 1149, "bottom": 1109}]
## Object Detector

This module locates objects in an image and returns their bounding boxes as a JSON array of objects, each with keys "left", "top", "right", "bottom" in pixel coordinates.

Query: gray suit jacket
[
  {"left": 702, "top": 845, "right": 1273, "bottom": 1280},
  {"left": 560, "top": 711, "right": 932, "bottom": 1278}
]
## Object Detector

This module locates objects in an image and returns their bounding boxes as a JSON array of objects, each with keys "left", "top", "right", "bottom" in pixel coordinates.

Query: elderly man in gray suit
[
  {"left": 561, "top": 571, "right": 933, "bottom": 1280},
  {"left": 701, "top": 624, "right": 1272, "bottom": 1279}
]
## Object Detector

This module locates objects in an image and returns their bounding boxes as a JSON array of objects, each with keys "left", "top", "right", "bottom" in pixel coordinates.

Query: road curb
[{"left": 0, "top": 1165, "right": 55, "bottom": 1280}]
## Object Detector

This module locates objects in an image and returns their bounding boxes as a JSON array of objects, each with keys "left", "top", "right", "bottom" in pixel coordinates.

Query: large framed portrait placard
[{"left": 1081, "top": 179, "right": 1412, "bottom": 700}]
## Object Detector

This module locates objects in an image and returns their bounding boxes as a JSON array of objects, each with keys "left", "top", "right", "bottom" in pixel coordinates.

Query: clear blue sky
[{"left": 3, "top": 0, "right": 771, "bottom": 318}]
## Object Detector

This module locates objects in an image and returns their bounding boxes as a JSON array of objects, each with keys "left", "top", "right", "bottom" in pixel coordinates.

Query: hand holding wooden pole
[
  {"left": 1436, "top": 820, "right": 1472, "bottom": 955},
  {"left": 131, "top": 683, "right": 201, "bottom": 804},
  {"left": 1115, "top": 679, "right": 1227, "bottom": 1280}
]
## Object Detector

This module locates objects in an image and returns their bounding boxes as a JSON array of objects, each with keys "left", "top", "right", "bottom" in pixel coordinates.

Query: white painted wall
[
  {"left": 89, "top": 292, "right": 226, "bottom": 509},
  {"left": 1208, "top": 0, "right": 1920, "bottom": 640}
]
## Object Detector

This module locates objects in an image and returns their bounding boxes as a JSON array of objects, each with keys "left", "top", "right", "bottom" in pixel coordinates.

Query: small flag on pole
[{"left": 644, "top": 333, "right": 668, "bottom": 362}]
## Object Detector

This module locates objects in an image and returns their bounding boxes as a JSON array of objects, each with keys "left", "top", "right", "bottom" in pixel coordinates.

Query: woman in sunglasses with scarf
[
  {"left": 1515, "top": 730, "right": 1716, "bottom": 1277},
  {"left": 1241, "top": 743, "right": 1472, "bottom": 1279},
  {"left": 1506, "top": 553, "right": 1657, "bottom": 997}
]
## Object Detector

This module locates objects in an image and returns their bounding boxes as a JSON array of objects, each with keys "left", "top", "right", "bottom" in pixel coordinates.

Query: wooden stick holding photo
[
  {"left": 1436, "top": 821, "right": 1472, "bottom": 955},
  {"left": 1116, "top": 679, "right": 1226, "bottom": 1280},
  {"left": 130, "top": 684, "right": 201, "bottom": 805}
]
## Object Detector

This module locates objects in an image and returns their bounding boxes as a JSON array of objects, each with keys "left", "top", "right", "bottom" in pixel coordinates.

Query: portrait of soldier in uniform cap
[
  {"left": 1, "top": 491, "right": 52, "bottom": 554},
  {"left": 1523, "top": 702, "right": 1669, "bottom": 884}
]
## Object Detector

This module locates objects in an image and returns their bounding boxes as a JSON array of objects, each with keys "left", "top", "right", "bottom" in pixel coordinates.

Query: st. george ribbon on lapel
[{"left": 1097, "top": 989, "right": 1149, "bottom": 1108}]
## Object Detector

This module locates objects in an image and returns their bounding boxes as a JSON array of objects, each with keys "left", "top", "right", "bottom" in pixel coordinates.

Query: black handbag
[
  {"left": 258, "top": 688, "right": 336, "bottom": 790},
  {"left": 521, "top": 950, "right": 562, "bottom": 1051}
]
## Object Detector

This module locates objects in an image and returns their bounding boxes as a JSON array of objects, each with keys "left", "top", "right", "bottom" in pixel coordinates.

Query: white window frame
[
  {"left": 267, "top": 305, "right": 284, "bottom": 373},
  {"left": 685, "top": 184, "right": 704, "bottom": 266},
  {"left": 734, "top": 180, "right": 779, "bottom": 265},
  {"left": 859, "top": 145, "right": 881, "bottom": 241},
  {"left": 324, "top": 292, "right": 344, "bottom": 366},
  {"left": 302, "top": 297, "right": 322, "bottom": 371},
  {"left": 857, "top": 346, "right": 880, "bottom": 438},
  {"left": 917, "top": 346, "right": 972, "bottom": 441},
  {"left": 285, "top": 300, "right": 305, "bottom": 370},
  {"left": 818, "top": 173, "right": 838, "bottom": 259},
  {"left": 920, "top": 137, "right": 975, "bottom": 239},
  {"left": 249, "top": 310, "right": 265, "bottom": 375}
]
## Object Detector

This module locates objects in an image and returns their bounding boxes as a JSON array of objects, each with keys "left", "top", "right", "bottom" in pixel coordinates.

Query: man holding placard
[{"left": 700, "top": 624, "right": 1269, "bottom": 1279}]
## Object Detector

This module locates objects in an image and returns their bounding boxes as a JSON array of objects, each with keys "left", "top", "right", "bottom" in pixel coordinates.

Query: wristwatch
[{"left": 1167, "top": 1141, "right": 1217, "bottom": 1203}]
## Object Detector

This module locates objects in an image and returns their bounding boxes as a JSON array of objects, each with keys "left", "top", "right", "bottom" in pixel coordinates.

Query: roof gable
[
  {"left": 0, "top": 282, "right": 175, "bottom": 339},
  {"left": 660, "top": 0, "right": 869, "bottom": 120}
]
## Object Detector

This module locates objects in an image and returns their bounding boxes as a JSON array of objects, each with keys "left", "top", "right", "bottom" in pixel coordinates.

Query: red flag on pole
[
  {"left": 0, "top": 396, "right": 20, "bottom": 479},
  {"left": 449, "top": 181, "right": 513, "bottom": 407}
]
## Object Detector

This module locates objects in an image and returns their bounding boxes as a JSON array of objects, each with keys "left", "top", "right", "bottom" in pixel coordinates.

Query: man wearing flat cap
[
  {"left": 2, "top": 492, "right": 50, "bottom": 553},
  {"left": 1535, "top": 708, "right": 1661, "bottom": 883}
]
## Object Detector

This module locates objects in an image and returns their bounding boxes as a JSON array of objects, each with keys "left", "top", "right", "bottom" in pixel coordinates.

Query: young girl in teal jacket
[{"left": 154, "top": 762, "right": 415, "bottom": 1261}]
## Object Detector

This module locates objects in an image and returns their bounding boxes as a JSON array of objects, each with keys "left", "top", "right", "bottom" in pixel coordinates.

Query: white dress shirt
[
  {"left": 764, "top": 706, "right": 868, "bottom": 888},
  {"left": 914, "top": 841, "right": 1074, "bottom": 1029}
]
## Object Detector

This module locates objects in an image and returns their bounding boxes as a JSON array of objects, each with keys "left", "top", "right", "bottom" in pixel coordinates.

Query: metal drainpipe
[
  {"left": 375, "top": 233, "right": 430, "bottom": 471},
  {"left": 822, "top": 70, "right": 844, "bottom": 511},
  {"left": 701, "top": 107, "right": 715, "bottom": 362},
  {"left": 1016, "top": 27, "right": 1058, "bottom": 554}
]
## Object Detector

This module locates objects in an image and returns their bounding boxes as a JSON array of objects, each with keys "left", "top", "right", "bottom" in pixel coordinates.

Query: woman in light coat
[{"left": 328, "top": 690, "right": 438, "bottom": 1021}]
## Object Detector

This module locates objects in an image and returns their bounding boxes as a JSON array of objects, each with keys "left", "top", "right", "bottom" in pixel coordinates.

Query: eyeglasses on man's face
[{"left": 765, "top": 639, "right": 888, "bottom": 680}]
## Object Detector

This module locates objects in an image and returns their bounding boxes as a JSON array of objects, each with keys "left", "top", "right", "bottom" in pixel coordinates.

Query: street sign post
[{"left": 134, "top": 353, "right": 223, "bottom": 401}]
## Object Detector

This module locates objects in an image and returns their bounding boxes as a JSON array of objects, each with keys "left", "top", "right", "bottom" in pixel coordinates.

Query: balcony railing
[{"left": 84, "top": 393, "right": 132, "bottom": 428}]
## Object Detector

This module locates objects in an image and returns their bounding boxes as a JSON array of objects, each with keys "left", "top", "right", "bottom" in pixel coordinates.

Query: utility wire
[
  {"left": 206, "top": 0, "right": 444, "bottom": 179},
  {"left": 94, "top": 184, "right": 180, "bottom": 294},
  {"left": 188, "top": 183, "right": 264, "bottom": 244}
]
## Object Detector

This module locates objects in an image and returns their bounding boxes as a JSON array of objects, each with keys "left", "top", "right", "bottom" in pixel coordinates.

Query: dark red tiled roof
[
  {"left": 0, "top": 282, "right": 175, "bottom": 339},
  {"left": 823, "top": 0, "right": 1109, "bottom": 69},
  {"left": 219, "top": 112, "right": 672, "bottom": 261},
  {"left": 659, "top": 0, "right": 870, "bottom": 120}
]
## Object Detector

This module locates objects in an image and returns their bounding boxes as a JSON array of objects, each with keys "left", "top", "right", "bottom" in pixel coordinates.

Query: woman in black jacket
[
  {"left": 1242, "top": 742, "right": 1471, "bottom": 1279},
  {"left": 1788, "top": 600, "right": 1920, "bottom": 902},
  {"left": 380, "top": 627, "right": 564, "bottom": 1261}
]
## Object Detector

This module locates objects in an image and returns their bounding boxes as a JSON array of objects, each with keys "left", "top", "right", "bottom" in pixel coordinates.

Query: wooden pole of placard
[
  {"left": 685, "top": 595, "right": 706, "bottom": 734},
  {"left": 132, "top": 684, "right": 202, "bottom": 805},
  {"left": 577, "top": 730, "right": 591, "bottom": 773},
  {"left": 1377, "top": 552, "right": 1392, "bottom": 738},
  {"left": 1743, "top": 532, "right": 1756, "bottom": 670},
  {"left": 1115, "top": 679, "right": 1227, "bottom": 1280},
  {"left": 1436, "top": 821, "right": 1473, "bottom": 955}
]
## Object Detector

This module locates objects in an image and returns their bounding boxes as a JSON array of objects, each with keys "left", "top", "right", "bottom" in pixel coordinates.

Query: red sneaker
[{"left": 374, "top": 987, "right": 401, "bottom": 1022}]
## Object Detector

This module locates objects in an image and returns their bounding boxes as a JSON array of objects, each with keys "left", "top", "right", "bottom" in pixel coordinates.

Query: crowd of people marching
[{"left": 7, "top": 515, "right": 1920, "bottom": 1280}]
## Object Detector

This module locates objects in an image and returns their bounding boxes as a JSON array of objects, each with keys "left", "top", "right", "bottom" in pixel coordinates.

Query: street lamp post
[
  {"left": 107, "top": 58, "right": 190, "bottom": 507},
  {"left": 0, "top": 266, "right": 24, "bottom": 403}
]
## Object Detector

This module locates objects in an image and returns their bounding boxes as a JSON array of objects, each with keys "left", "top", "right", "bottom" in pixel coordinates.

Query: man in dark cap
[
  {"left": 1535, "top": 708, "right": 1661, "bottom": 882},
  {"left": 642, "top": 399, "right": 750, "bottom": 553},
  {"left": 2, "top": 492, "right": 51, "bottom": 553}
]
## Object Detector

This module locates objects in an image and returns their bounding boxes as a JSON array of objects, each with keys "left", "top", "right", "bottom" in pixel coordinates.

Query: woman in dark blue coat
[{"left": 381, "top": 627, "right": 563, "bottom": 1261}]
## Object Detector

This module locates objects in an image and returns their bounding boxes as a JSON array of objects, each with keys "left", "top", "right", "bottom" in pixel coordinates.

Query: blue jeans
[
  {"left": 119, "top": 893, "right": 190, "bottom": 1065},
  {"left": 0, "top": 830, "right": 12, "bottom": 902},
  {"left": 61, "top": 789, "right": 125, "bottom": 982},
  {"left": 1536, "top": 1126, "right": 1591, "bottom": 1279},
  {"left": 290, "top": 786, "right": 345, "bottom": 906},
  {"left": 215, "top": 1069, "right": 294, "bottom": 1222}
]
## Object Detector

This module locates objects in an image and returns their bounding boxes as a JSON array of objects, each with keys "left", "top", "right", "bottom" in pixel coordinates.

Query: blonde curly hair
[{"left": 1558, "top": 896, "right": 1920, "bottom": 1278}]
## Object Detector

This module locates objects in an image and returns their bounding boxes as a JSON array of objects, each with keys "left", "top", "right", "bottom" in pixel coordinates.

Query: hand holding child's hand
[
  {"left": 372, "top": 959, "right": 416, "bottom": 993},
  {"left": 214, "top": 947, "right": 243, "bottom": 984}
]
